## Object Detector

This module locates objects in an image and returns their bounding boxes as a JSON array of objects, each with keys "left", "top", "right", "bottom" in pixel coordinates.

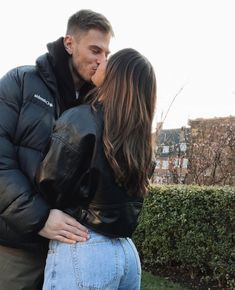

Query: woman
[{"left": 37, "top": 48, "right": 157, "bottom": 290}]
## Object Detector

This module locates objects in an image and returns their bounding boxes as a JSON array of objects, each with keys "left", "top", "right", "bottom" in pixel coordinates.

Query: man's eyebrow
[{"left": 89, "top": 45, "right": 102, "bottom": 50}]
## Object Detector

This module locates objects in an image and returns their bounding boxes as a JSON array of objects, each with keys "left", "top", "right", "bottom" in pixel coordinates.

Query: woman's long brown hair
[{"left": 91, "top": 48, "right": 157, "bottom": 197}]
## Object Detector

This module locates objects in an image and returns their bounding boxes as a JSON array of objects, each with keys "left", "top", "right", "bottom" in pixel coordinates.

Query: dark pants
[{"left": 0, "top": 244, "right": 47, "bottom": 290}]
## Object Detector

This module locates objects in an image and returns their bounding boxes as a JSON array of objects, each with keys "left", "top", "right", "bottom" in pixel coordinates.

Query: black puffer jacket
[
  {"left": 37, "top": 105, "right": 143, "bottom": 238},
  {"left": 0, "top": 59, "right": 56, "bottom": 251},
  {"left": 0, "top": 38, "right": 93, "bottom": 250}
]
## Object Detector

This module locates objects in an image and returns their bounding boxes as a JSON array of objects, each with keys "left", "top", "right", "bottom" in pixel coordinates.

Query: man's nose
[{"left": 97, "top": 53, "right": 107, "bottom": 64}]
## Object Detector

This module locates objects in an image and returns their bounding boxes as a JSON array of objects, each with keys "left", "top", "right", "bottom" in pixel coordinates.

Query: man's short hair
[{"left": 66, "top": 9, "right": 114, "bottom": 36}]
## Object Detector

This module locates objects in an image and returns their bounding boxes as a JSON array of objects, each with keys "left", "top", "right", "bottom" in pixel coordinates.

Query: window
[
  {"left": 180, "top": 143, "right": 187, "bottom": 152},
  {"left": 162, "top": 146, "right": 169, "bottom": 154},
  {"left": 155, "top": 159, "right": 161, "bottom": 169},
  {"left": 162, "top": 160, "right": 169, "bottom": 169},
  {"left": 182, "top": 158, "right": 188, "bottom": 168}
]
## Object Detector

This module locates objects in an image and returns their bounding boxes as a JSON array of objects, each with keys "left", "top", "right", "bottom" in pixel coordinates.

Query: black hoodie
[{"left": 47, "top": 37, "right": 94, "bottom": 113}]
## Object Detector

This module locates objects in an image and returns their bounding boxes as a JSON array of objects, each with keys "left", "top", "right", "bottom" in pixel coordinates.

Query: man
[{"left": 0, "top": 9, "right": 114, "bottom": 290}]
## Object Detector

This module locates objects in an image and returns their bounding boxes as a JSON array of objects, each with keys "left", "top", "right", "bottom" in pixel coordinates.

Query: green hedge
[{"left": 133, "top": 185, "right": 235, "bottom": 289}]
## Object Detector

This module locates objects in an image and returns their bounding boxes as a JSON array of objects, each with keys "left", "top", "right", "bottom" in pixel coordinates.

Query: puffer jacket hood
[{"left": 44, "top": 37, "right": 94, "bottom": 113}]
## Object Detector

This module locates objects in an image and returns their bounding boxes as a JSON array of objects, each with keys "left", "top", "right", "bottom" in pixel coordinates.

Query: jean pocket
[{"left": 71, "top": 240, "right": 118, "bottom": 289}]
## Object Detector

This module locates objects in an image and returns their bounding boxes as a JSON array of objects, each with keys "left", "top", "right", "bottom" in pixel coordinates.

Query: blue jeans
[{"left": 43, "top": 229, "right": 141, "bottom": 290}]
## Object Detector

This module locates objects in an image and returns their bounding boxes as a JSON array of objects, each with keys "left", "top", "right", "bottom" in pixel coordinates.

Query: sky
[{"left": 1, "top": 0, "right": 234, "bottom": 129}]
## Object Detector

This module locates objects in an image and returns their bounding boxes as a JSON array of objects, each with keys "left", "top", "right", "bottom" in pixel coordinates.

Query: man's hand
[{"left": 38, "top": 209, "right": 89, "bottom": 243}]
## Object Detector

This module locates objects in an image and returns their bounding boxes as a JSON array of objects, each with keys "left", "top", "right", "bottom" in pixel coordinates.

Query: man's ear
[{"left": 64, "top": 35, "right": 73, "bottom": 55}]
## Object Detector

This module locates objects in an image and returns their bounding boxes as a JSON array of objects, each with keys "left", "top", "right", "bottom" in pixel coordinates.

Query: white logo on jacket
[{"left": 33, "top": 94, "right": 53, "bottom": 107}]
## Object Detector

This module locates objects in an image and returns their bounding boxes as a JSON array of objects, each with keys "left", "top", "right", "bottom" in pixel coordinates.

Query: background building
[
  {"left": 186, "top": 116, "right": 235, "bottom": 186},
  {"left": 152, "top": 127, "right": 190, "bottom": 184},
  {"left": 153, "top": 116, "right": 235, "bottom": 186}
]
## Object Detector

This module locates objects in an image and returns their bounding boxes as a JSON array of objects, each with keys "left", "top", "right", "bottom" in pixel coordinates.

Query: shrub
[{"left": 133, "top": 185, "right": 235, "bottom": 289}]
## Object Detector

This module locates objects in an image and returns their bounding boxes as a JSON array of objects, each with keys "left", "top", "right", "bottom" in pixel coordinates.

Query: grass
[{"left": 141, "top": 271, "right": 187, "bottom": 290}]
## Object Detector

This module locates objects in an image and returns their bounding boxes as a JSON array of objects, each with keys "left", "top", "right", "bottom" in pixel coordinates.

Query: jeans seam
[
  {"left": 126, "top": 238, "right": 141, "bottom": 276},
  {"left": 119, "top": 239, "right": 129, "bottom": 276},
  {"left": 48, "top": 241, "right": 58, "bottom": 289}
]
